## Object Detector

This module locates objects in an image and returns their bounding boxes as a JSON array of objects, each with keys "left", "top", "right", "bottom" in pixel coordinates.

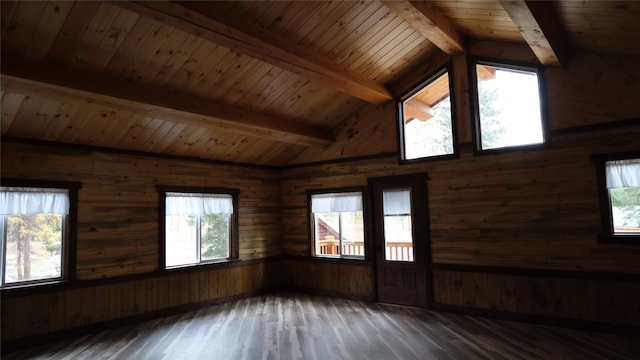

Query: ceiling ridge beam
[
  {"left": 499, "top": 0, "right": 571, "bottom": 67},
  {"left": 381, "top": 0, "right": 465, "bottom": 55},
  {"left": 0, "top": 58, "right": 334, "bottom": 148},
  {"left": 113, "top": 1, "right": 393, "bottom": 105}
]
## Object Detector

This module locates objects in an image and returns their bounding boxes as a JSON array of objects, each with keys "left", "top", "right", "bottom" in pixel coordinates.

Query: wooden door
[{"left": 369, "top": 173, "right": 431, "bottom": 307}]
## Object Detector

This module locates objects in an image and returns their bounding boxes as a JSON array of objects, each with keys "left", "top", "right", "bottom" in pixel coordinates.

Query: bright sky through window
[{"left": 476, "top": 65, "right": 544, "bottom": 150}]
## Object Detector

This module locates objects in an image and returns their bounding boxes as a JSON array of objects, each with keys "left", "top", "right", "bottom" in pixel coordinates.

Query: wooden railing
[{"left": 318, "top": 238, "right": 413, "bottom": 261}]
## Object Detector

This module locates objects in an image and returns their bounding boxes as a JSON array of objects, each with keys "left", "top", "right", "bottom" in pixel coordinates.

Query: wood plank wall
[
  {"left": 1, "top": 143, "right": 282, "bottom": 278},
  {"left": 279, "top": 50, "right": 640, "bottom": 328},
  {"left": 280, "top": 122, "right": 640, "bottom": 327},
  {"left": 1, "top": 261, "right": 280, "bottom": 342},
  {"left": 1, "top": 142, "right": 282, "bottom": 342}
]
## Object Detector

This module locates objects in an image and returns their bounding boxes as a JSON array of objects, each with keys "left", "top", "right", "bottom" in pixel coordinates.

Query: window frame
[
  {"left": 306, "top": 187, "right": 369, "bottom": 260},
  {"left": 0, "top": 179, "right": 81, "bottom": 289},
  {"left": 469, "top": 57, "right": 549, "bottom": 155},
  {"left": 594, "top": 151, "right": 640, "bottom": 244},
  {"left": 157, "top": 186, "right": 239, "bottom": 270},
  {"left": 396, "top": 63, "right": 459, "bottom": 164}
]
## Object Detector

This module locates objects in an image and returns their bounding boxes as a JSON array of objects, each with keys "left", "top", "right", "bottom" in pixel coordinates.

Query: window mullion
[
  {"left": 338, "top": 212, "right": 343, "bottom": 257},
  {"left": 196, "top": 214, "right": 202, "bottom": 263},
  {"left": 1, "top": 215, "right": 7, "bottom": 287}
]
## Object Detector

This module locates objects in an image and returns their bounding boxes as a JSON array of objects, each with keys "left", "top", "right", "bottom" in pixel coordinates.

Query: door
[{"left": 369, "top": 174, "right": 430, "bottom": 307}]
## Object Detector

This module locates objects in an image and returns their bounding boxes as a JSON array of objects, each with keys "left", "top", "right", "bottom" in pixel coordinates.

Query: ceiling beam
[
  {"left": 113, "top": 1, "right": 393, "bottom": 105},
  {"left": 499, "top": 0, "right": 571, "bottom": 67},
  {"left": 403, "top": 99, "right": 434, "bottom": 123},
  {"left": 0, "top": 58, "right": 334, "bottom": 147},
  {"left": 381, "top": 0, "right": 465, "bottom": 55}
]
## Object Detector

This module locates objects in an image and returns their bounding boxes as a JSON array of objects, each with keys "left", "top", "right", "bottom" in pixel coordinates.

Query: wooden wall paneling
[
  {"left": 206, "top": 268, "right": 219, "bottom": 301},
  {"left": 23, "top": 1, "right": 75, "bottom": 60},
  {"left": 198, "top": 270, "right": 209, "bottom": 303},
  {"left": 452, "top": 54, "right": 471, "bottom": 144},
  {"left": 72, "top": 3, "right": 122, "bottom": 72},
  {"left": 187, "top": 271, "right": 200, "bottom": 304},
  {"left": 156, "top": 275, "right": 170, "bottom": 310},
  {"left": 132, "top": 27, "right": 190, "bottom": 86},
  {"left": 0, "top": 92, "right": 26, "bottom": 134},
  {"left": 102, "top": 15, "right": 160, "bottom": 79},
  {"left": 432, "top": 269, "right": 640, "bottom": 326},
  {"left": 0, "top": 1, "right": 19, "bottom": 38},
  {"left": 63, "top": 288, "right": 83, "bottom": 330},
  {"left": 178, "top": 272, "right": 192, "bottom": 307},
  {"left": 546, "top": 52, "right": 640, "bottom": 129},
  {"left": 45, "top": 2, "right": 99, "bottom": 64},
  {"left": 1, "top": 1, "right": 48, "bottom": 55},
  {"left": 93, "top": 284, "right": 110, "bottom": 324},
  {"left": 134, "top": 279, "right": 148, "bottom": 315}
]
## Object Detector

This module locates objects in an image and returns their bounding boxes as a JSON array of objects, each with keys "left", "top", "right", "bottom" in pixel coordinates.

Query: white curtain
[
  {"left": 0, "top": 187, "right": 70, "bottom": 215},
  {"left": 165, "top": 192, "right": 233, "bottom": 215},
  {"left": 312, "top": 192, "right": 362, "bottom": 213},
  {"left": 606, "top": 159, "right": 640, "bottom": 189},
  {"left": 383, "top": 189, "right": 411, "bottom": 216}
]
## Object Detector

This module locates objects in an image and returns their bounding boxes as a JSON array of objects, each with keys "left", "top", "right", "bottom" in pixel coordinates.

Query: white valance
[
  {"left": 383, "top": 189, "right": 411, "bottom": 216},
  {"left": 165, "top": 192, "right": 233, "bottom": 215},
  {"left": 606, "top": 159, "right": 640, "bottom": 189},
  {"left": 0, "top": 187, "right": 69, "bottom": 215},
  {"left": 312, "top": 192, "right": 362, "bottom": 213}
]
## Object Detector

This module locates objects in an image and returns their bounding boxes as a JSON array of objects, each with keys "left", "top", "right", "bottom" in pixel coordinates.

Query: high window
[
  {"left": 1, "top": 181, "right": 80, "bottom": 287},
  {"left": 595, "top": 155, "right": 640, "bottom": 243},
  {"left": 309, "top": 190, "right": 365, "bottom": 259},
  {"left": 159, "top": 187, "right": 239, "bottom": 268},
  {"left": 397, "top": 66, "right": 456, "bottom": 162},
  {"left": 471, "top": 59, "right": 547, "bottom": 152}
]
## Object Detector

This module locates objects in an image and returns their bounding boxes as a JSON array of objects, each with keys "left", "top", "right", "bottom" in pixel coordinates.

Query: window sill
[
  {"left": 163, "top": 258, "right": 242, "bottom": 273},
  {"left": 598, "top": 234, "right": 640, "bottom": 244},
  {"left": 1, "top": 279, "right": 70, "bottom": 296}
]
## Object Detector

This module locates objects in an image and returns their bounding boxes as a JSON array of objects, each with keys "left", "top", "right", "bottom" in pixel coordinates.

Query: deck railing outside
[{"left": 318, "top": 239, "right": 413, "bottom": 261}]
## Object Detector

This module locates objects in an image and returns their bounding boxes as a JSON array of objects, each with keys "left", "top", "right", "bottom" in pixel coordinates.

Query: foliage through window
[
  {"left": 601, "top": 158, "right": 640, "bottom": 239},
  {"left": 398, "top": 66, "right": 455, "bottom": 161},
  {"left": 1, "top": 186, "right": 71, "bottom": 287},
  {"left": 472, "top": 60, "right": 546, "bottom": 151},
  {"left": 161, "top": 190, "right": 238, "bottom": 268},
  {"left": 309, "top": 191, "right": 365, "bottom": 259}
]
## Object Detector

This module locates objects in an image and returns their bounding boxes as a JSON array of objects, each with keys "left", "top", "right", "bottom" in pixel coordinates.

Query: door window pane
[{"left": 382, "top": 189, "right": 413, "bottom": 262}]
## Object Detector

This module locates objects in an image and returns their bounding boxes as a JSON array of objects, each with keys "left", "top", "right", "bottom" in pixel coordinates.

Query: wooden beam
[
  {"left": 0, "top": 58, "right": 334, "bottom": 147},
  {"left": 403, "top": 99, "right": 434, "bottom": 123},
  {"left": 113, "top": 1, "right": 392, "bottom": 105},
  {"left": 381, "top": 0, "right": 465, "bottom": 55},
  {"left": 499, "top": 0, "right": 571, "bottom": 67}
]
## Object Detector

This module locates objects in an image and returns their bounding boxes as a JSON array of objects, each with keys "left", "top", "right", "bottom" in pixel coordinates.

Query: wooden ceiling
[{"left": 2, "top": 1, "right": 639, "bottom": 166}]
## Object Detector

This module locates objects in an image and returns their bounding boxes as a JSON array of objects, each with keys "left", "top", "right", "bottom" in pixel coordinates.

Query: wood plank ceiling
[{"left": 2, "top": 1, "right": 640, "bottom": 166}]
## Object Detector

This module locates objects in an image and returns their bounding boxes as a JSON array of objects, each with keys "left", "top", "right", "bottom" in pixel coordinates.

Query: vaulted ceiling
[{"left": 2, "top": 1, "right": 639, "bottom": 166}]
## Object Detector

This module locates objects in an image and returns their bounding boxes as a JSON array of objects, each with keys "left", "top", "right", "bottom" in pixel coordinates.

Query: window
[
  {"left": 159, "top": 187, "right": 239, "bottom": 268},
  {"left": 397, "top": 65, "right": 456, "bottom": 162},
  {"left": 309, "top": 190, "right": 365, "bottom": 259},
  {"left": 595, "top": 154, "right": 640, "bottom": 243},
  {"left": 471, "top": 59, "right": 547, "bottom": 152},
  {"left": 382, "top": 189, "right": 414, "bottom": 262},
  {"left": 1, "top": 181, "right": 80, "bottom": 287}
]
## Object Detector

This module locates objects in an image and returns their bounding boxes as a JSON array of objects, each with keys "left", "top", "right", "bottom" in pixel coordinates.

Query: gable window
[
  {"left": 471, "top": 59, "right": 547, "bottom": 152},
  {"left": 309, "top": 190, "right": 365, "bottom": 259},
  {"left": 596, "top": 155, "right": 640, "bottom": 243},
  {"left": 1, "top": 181, "right": 80, "bottom": 287},
  {"left": 397, "top": 65, "right": 456, "bottom": 162},
  {"left": 159, "top": 187, "right": 239, "bottom": 268}
]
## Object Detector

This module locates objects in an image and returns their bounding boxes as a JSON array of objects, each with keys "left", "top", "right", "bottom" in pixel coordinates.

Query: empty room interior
[{"left": 1, "top": 1, "right": 639, "bottom": 358}]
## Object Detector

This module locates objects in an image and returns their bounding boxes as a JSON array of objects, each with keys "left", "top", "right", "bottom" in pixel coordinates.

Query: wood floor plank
[{"left": 3, "top": 293, "right": 638, "bottom": 360}]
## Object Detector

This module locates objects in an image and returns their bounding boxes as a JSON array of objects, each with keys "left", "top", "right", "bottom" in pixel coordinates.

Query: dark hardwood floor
[{"left": 3, "top": 293, "right": 639, "bottom": 359}]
